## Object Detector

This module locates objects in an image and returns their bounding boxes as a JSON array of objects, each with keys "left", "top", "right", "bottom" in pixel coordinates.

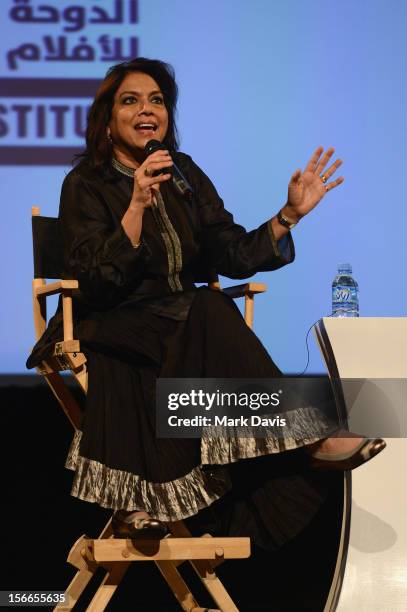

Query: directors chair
[{"left": 31, "top": 206, "right": 268, "bottom": 612}]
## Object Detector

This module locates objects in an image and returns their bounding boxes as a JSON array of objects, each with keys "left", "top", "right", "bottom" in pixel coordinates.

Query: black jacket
[{"left": 27, "top": 152, "right": 294, "bottom": 367}]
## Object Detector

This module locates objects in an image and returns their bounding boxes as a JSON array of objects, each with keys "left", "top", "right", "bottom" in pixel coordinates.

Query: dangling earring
[{"left": 107, "top": 131, "right": 113, "bottom": 144}]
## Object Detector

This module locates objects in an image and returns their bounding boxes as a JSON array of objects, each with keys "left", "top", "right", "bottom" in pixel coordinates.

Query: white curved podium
[{"left": 314, "top": 317, "right": 407, "bottom": 611}]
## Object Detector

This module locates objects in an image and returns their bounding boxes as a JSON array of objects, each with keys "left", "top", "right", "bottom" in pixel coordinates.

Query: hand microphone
[{"left": 145, "top": 139, "right": 194, "bottom": 199}]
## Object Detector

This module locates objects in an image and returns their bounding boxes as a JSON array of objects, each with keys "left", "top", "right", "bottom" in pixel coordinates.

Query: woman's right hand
[{"left": 131, "top": 149, "right": 173, "bottom": 211}]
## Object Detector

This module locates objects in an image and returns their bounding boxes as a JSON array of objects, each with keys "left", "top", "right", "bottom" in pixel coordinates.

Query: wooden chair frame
[{"left": 31, "top": 207, "right": 269, "bottom": 611}]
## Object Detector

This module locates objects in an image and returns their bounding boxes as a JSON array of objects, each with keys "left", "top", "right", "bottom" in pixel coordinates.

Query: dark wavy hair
[{"left": 77, "top": 57, "right": 179, "bottom": 167}]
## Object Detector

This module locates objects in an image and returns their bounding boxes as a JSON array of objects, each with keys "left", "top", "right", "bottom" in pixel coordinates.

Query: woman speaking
[{"left": 27, "top": 57, "right": 385, "bottom": 542}]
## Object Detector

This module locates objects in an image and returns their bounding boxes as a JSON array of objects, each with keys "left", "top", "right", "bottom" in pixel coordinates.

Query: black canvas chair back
[{"left": 32, "top": 215, "right": 63, "bottom": 279}]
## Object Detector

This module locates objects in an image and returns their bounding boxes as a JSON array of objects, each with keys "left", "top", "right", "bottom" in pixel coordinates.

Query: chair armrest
[
  {"left": 221, "top": 282, "right": 267, "bottom": 329},
  {"left": 35, "top": 279, "right": 78, "bottom": 296},
  {"left": 32, "top": 278, "right": 78, "bottom": 343},
  {"left": 222, "top": 282, "right": 267, "bottom": 299}
]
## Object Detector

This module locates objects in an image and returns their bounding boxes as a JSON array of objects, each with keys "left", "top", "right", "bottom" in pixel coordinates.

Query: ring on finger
[
  {"left": 144, "top": 167, "right": 153, "bottom": 177},
  {"left": 320, "top": 173, "right": 328, "bottom": 183}
]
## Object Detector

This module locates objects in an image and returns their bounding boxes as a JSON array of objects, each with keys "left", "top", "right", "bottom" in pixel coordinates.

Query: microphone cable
[{"left": 297, "top": 315, "right": 334, "bottom": 376}]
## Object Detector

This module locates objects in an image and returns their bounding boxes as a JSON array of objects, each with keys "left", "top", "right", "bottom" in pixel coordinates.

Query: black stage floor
[{"left": 1, "top": 380, "right": 343, "bottom": 612}]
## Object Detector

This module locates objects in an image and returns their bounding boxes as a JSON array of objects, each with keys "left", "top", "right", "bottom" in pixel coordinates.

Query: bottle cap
[{"left": 338, "top": 263, "right": 352, "bottom": 274}]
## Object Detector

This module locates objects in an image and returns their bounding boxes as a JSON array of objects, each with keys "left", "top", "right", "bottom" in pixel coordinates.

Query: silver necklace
[{"left": 112, "top": 157, "right": 136, "bottom": 178}]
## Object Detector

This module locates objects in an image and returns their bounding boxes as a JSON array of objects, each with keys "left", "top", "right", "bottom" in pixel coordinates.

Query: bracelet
[{"left": 277, "top": 209, "right": 298, "bottom": 230}]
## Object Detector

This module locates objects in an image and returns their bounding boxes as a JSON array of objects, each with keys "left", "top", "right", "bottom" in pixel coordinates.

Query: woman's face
[{"left": 108, "top": 71, "right": 169, "bottom": 164}]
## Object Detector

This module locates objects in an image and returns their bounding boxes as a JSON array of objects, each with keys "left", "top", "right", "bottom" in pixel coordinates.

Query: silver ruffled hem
[
  {"left": 65, "top": 405, "right": 335, "bottom": 521},
  {"left": 201, "top": 406, "right": 336, "bottom": 464},
  {"left": 65, "top": 429, "right": 232, "bottom": 522}
]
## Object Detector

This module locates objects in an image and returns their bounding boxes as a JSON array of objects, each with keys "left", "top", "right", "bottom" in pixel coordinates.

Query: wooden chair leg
[
  {"left": 54, "top": 519, "right": 126, "bottom": 612},
  {"left": 87, "top": 559, "right": 217, "bottom": 612},
  {"left": 54, "top": 560, "right": 98, "bottom": 611},
  {"left": 155, "top": 560, "right": 200, "bottom": 611},
  {"left": 169, "top": 522, "right": 239, "bottom": 612},
  {"left": 189, "top": 559, "right": 238, "bottom": 612},
  {"left": 40, "top": 370, "right": 83, "bottom": 429},
  {"left": 53, "top": 533, "right": 98, "bottom": 611},
  {"left": 85, "top": 562, "right": 130, "bottom": 612}
]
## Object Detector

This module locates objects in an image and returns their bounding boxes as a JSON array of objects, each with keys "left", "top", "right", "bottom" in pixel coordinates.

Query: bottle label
[
  {"left": 333, "top": 287, "right": 355, "bottom": 303},
  {"left": 332, "top": 283, "right": 359, "bottom": 316}
]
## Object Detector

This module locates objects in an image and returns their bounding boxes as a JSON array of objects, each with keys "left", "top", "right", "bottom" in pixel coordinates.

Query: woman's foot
[
  {"left": 112, "top": 510, "right": 168, "bottom": 540},
  {"left": 306, "top": 430, "right": 386, "bottom": 471}
]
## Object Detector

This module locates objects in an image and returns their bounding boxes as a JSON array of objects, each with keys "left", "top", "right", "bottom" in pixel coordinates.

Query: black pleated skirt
[{"left": 65, "top": 287, "right": 336, "bottom": 549}]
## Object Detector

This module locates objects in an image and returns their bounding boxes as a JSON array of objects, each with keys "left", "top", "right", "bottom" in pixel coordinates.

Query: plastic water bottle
[{"left": 332, "top": 263, "right": 359, "bottom": 317}]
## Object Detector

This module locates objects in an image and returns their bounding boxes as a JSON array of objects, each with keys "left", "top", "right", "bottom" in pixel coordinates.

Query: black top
[
  {"left": 27, "top": 152, "right": 295, "bottom": 367},
  {"left": 60, "top": 152, "right": 294, "bottom": 312}
]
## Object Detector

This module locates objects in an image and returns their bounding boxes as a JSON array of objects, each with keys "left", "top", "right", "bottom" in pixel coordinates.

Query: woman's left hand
[{"left": 285, "top": 146, "right": 344, "bottom": 221}]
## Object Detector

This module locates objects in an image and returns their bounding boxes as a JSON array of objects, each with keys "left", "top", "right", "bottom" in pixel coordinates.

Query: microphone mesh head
[{"left": 144, "top": 139, "right": 166, "bottom": 155}]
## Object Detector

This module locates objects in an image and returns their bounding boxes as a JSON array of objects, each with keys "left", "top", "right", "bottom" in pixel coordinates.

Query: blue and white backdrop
[{"left": 1, "top": 0, "right": 406, "bottom": 374}]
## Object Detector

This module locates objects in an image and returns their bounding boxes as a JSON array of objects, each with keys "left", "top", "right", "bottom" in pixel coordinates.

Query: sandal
[{"left": 309, "top": 436, "right": 386, "bottom": 471}]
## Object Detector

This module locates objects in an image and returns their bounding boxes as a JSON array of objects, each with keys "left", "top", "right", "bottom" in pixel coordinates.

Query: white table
[{"left": 314, "top": 317, "right": 407, "bottom": 611}]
